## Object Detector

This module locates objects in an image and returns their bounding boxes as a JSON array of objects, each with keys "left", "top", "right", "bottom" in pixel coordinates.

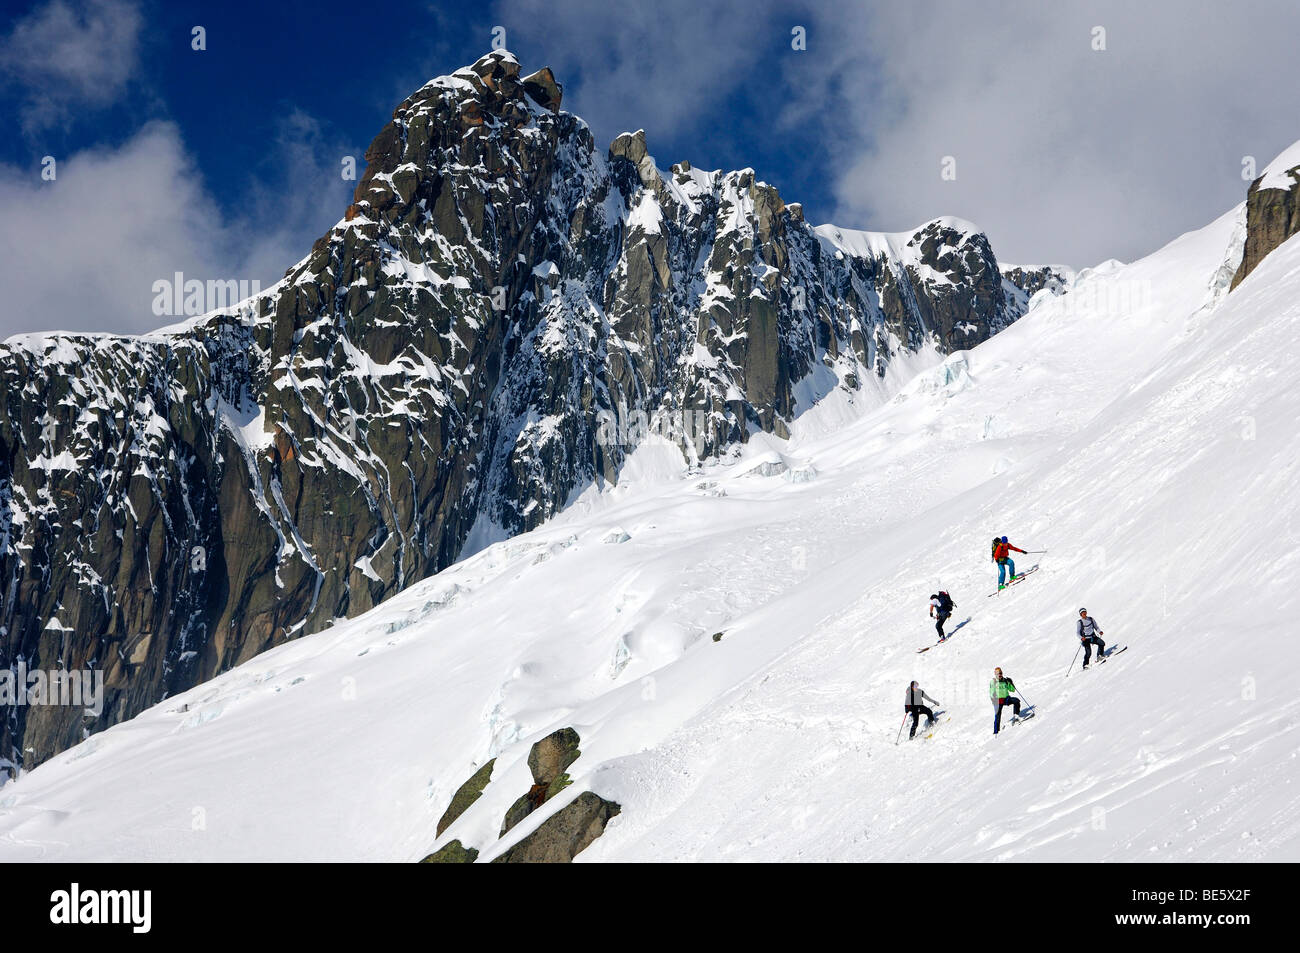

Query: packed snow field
[{"left": 1, "top": 203, "right": 1297, "bottom": 862}]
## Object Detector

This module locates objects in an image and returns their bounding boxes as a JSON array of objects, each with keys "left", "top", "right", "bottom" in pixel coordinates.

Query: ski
[
  {"left": 922, "top": 714, "right": 951, "bottom": 740},
  {"left": 1082, "top": 646, "right": 1127, "bottom": 670},
  {"left": 993, "top": 708, "right": 1036, "bottom": 736},
  {"left": 988, "top": 564, "right": 1039, "bottom": 597},
  {"left": 917, "top": 637, "right": 951, "bottom": 653},
  {"left": 1010, "top": 708, "right": 1036, "bottom": 726}
]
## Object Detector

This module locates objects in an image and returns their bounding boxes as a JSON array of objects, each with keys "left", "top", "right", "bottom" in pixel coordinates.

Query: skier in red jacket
[{"left": 992, "top": 535, "right": 1027, "bottom": 589}]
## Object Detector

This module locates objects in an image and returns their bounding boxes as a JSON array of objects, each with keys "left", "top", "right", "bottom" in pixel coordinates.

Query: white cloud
[
  {"left": 806, "top": 0, "right": 1300, "bottom": 266},
  {"left": 0, "top": 117, "right": 354, "bottom": 338},
  {"left": 0, "top": 123, "right": 225, "bottom": 337},
  {"left": 494, "top": 0, "right": 1300, "bottom": 267},
  {"left": 0, "top": 0, "right": 143, "bottom": 135},
  {"left": 6, "top": 0, "right": 1297, "bottom": 343}
]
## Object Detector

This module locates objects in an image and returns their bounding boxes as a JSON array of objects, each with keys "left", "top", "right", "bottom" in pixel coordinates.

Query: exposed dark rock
[
  {"left": 436, "top": 759, "right": 495, "bottom": 836},
  {"left": 526, "top": 726, "right": 581, "bottom": 783},
  {"left": 500, "top": 727, "right": 581, "bottom": 837},
  {"left": 1001, "top": 264, "right": 1073, "bottom": 300},
  {"left": 500, "top": 785, "right": 547, "bottom": 838},
  {"left": 521, "top": 67, "right": 562, "bottom": 112},
  {"left": 493, "top": 791, "right": 621, "bottom": 863},
  {"left": 421, "top": 839, "right": 479, "bottom": 863},
  {"left": 1231, "top": 160, "right": 1300, "bottom": 290}
]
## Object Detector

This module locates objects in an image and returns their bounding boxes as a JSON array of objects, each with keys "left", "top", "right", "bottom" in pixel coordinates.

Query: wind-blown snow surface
[{"left": 2, "top": 205, "right": 1298, "bottom": 862}]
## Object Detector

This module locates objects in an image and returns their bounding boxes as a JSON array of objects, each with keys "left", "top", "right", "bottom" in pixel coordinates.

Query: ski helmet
[
  {"left": 1001, "top": 536, "right": 1008, "bottom": 543},
  {"left": 1079, "top": 608, "right": 1087, "bottom": 615}
]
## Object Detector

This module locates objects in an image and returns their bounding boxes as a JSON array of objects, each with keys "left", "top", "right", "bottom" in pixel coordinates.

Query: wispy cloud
[
  {"left": 798, "top": 0, "right": 1300, "bottom": 266},
  {"left": 0, "top": 115, "right": 355, "bottom": 338},
  {"left": 4, "top": 0, "right": 1298, "bottom": 341},
  {"left": 493, "top": 0, "right": 1300, "bottom": 266},
  {"left": 0, "top": 0, "right": 144, "bottom": 135}
]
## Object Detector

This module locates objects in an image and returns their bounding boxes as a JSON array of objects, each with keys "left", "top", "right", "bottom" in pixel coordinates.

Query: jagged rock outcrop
[
  {"left": 1001, "top": 264, "right": 1074, "bottom": 301},
  {"left": 492, "top": 791, "right": 621, "bottom": 863},
  {"left": 0, "top": 50, "right": 1036, "bottom": 774},
  {"left": 421, "top": 839, "right": 479, "bottom": 863},
  {"left": 1231, "top": 143, "right": 1300, "bottom": 290},
  {"left": 526, "top": 726, "right": 581, "bottom": 781},
  {"left": 500, "top": 726, "right": 580, "bottom": 836},
  {"left": 436, "top": 758, "right": 494, "bottom": 836},
  {"left": 423, "top": 726, "right": 613, "bottom": 863}
]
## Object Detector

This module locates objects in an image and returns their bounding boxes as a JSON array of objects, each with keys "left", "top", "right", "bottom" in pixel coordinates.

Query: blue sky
[
  {"left": 0, "top": 1, "right": 850, "bottom": 242},
  {"left": 3, "top": 0, "right": 1300, "bottom": 335}
]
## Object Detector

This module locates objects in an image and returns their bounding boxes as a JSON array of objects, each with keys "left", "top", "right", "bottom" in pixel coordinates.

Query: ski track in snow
[{"left": 1, "top": 206, "right": 1299, "bottom": 862}]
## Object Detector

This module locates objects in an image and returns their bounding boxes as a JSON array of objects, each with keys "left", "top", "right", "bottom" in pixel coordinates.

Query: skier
[
  {"left": 929, "top": 590, "right": 955, "bottom": 640},
  {"left": 904, "top": 680, "right": 940, "bottom": 740},
  {"left": 992, "top": 535, "right": 1028, "bottom": 589},
  {"left": 989, "top": 666, "right": 1023, "bottom": 734},
  {"left": 1077, "top": 608, "right": 1106, "bottom": 669}
]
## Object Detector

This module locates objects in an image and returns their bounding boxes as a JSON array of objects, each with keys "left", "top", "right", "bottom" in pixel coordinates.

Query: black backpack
[{"left": 937, "top": 591, "right": 954, "bottom": 613}]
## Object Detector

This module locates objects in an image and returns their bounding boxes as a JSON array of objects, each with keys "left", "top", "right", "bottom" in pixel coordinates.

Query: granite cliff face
[
  {"left": 1, "top": 51, "right": 1040, "bottom": 774},
  {"left": 1231, "top": 143, "right": 1300, "bottom": 291}
]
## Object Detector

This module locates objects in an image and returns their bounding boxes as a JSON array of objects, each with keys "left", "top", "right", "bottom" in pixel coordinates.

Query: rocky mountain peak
[
  {"left": 1, "top": 52, "right": 1040, "bottom": 776},
  {"left": 609, "top": 128, "right": 663, "bottom": 191},
  {"left": 454, "top": 49, "right": 564, "bottom": 113}
]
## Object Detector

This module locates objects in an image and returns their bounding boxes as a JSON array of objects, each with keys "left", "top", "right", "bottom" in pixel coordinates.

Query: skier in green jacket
[{"left": 989, "top": 667, "right": 1024, "bottom": 734}]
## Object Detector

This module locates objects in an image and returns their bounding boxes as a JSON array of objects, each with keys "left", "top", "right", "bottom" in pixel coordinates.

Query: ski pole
[
  {"left": 894, "top": 713, "right": 908, "bottom": 745},
  {"left": 1065, "top": 643, "right": 1082, "bottom": 678}
]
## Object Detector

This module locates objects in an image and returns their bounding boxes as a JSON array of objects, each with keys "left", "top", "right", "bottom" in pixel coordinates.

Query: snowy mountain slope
[
  {"left": 1, "top": 192, "right": 1297, "bottom": 861},
  {"left": 582, "top": 209, "right": 1300, "bottom": 863},
  {"left": 0, "top": 51, "right": 1042, "bottom": 773}
]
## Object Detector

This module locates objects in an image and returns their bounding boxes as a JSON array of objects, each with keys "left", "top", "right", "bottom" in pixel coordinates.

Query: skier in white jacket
[
  {"left": 1077, "top": 608, "right": 1106, "bottom": 668},
  {"left": 904, "top": 681, "right": 940, "bottom": 739}
]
